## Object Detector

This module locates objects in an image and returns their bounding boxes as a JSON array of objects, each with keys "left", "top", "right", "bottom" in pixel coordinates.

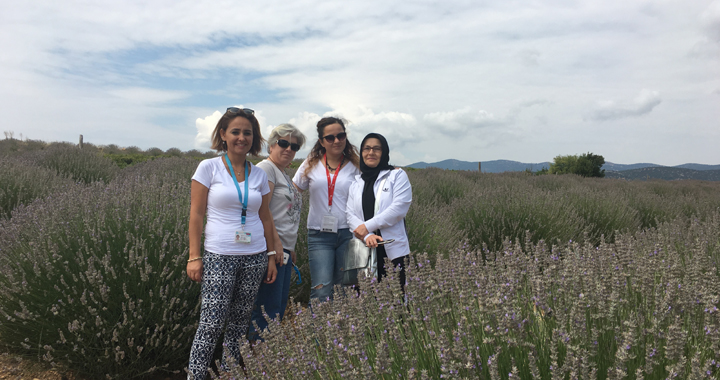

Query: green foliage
[
  {"left": 549, "top": 152, "right": 605, "bottom": 177},
  {"left": 0, "top": 157, "right": 76, "bottom": 219},
  {"left": 0, "top": 163, "right": 200, "bottom": 379},
  {"left": 222, "top": 216, "right": 720, "bottom": 379},
  {"left": 34, "top": 145, "right": 118, "bottom": 183},
  {"left": 2, "top": 146, "right": 720, "bottom": 378}
]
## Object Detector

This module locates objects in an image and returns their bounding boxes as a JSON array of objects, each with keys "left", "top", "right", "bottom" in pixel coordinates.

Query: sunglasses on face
[
  {"left": 322, "top": 132, "right": 347, "bottom": 143},
  {"left": 276, "top": 139, "right": 301, "bottom": 152},
  {"left": 226, "top": 107, "right": 254, "bottom": 116}
]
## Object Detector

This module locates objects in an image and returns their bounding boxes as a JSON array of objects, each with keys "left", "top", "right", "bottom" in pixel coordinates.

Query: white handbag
[{"left": 342, "top": 177, "right": 387, "bottom": 284}]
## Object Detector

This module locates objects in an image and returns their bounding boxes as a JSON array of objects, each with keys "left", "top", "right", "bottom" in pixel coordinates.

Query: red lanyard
[{"left": 324, "top": 154, "right": 343, "bottom": 211}]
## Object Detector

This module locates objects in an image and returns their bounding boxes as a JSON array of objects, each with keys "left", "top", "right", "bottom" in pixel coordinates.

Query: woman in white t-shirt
[
  {"left": 185, "top": 107, "right": 280, "bottom": 380},
  {"left": 249, "top": 123, "right": 306, "bottom": 340},
  {"left": 293, "top": 117, "right": 360, "bottom": 302}
]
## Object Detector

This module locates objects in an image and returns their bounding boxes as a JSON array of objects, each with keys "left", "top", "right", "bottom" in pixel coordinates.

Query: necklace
[{"left": 325, "top": 155, "right": 343, "bottom": 171}]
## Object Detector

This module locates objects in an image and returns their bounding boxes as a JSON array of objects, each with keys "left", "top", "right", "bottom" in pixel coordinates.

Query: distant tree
[
  {"left": 184, "top": 149, "right": 203, "bottom": 157},
  {"left": 146, "top": 147, "right": 164, "bottom": 156},
  {"left": 549, "top": 152, "right": 605, "bottom": 178},
  {"left": 575, "top": 152, "right": 605, "bottom": 178},
  {"left": 123, "top": 146, "right": 142, "bottom": 154},
  {"left": 549, "top": 155, "right": 579, "bottom": 175},
  {"left": 165, "top": 147, "right": 183, "bottom": 157}
]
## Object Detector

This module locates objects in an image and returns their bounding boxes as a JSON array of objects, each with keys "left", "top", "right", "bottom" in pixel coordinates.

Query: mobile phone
[
  {"left": 377, "top": 239, "right": 395, "bottom": 245},
  {"left": 283, "top": 251, "right": 290, "bottom": 265}
]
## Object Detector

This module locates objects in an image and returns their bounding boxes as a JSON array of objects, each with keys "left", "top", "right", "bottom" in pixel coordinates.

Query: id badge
[
  {"left": 283, "top": 251, "right": 290, "bottom": 265},
  {"left": 321, "top": 215, "right": 338, "bottom": 233},
  {"left": 235, "top": 230, "right": 252, "bottom": 243}
]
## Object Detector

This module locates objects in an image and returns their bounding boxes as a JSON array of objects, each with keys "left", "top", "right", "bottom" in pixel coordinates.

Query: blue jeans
[
  {"left": 307, "top": 228, "right": 352, "bottom": 302},
  {"left": 248, "top": 249, "right": 293, "bottom": 341}
]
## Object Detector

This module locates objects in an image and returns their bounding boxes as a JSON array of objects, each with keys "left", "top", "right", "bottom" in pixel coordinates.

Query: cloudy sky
[{"left": 2, "top": 0, "right": 719, "bottom": 166}]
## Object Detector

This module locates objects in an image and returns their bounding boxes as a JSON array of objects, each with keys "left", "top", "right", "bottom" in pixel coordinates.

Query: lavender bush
[
  {"left": 218, "top": 213, "right": 720, "bottom": 379},
  {"left": 0, "top": 156, "right": 76, "bottom": 219},
  {"left": 2, "top": 154, "right": 720, "bottom": 378},
  {"left": 33, "top": 144, "right": 119, "bottom": 183},
  {"left": 0, "top": 161, "right": 200, "bottom": 378}
]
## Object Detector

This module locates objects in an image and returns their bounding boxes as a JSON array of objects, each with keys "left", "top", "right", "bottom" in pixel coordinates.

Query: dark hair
[
  {"left": 303, "top": 116, "right": 359, "bottom": 176},
  {"left": 210, "top": 110, "right": 264, "bottom": 156}
]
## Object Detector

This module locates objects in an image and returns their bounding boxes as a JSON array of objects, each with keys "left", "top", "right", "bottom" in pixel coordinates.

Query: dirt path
[
  {"left": 0, "top": 352, "right": 72, "bottom": 380},
  {"left": 0, "top": 353, "right": 186, "bottom": 380}
]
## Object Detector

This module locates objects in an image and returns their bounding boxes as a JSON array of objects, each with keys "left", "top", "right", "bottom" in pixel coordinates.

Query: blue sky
[{"left": 2, "top": 0, "right": 719, "bottom": 165}]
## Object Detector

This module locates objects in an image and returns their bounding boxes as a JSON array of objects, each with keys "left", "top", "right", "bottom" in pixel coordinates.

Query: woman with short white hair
[{"left": 249, "top": 123, "right": 306, "bottom": 340}]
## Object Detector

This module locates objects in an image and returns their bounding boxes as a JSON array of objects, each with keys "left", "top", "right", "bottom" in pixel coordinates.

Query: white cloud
[
  {"left": 1, "top": 0, "right": 719, "bottom": 166},
  {"left": 423, "top": 107, "right": 505, "bottom": 133},
  {"left": 194, "top": 111, "right": 223, "bottom": 150},
  {"left": 108, "top": 87, "right": 190, "bottom": 104},
  {"left": 588, "top": 90, "right": 662, "bottom": 121}
]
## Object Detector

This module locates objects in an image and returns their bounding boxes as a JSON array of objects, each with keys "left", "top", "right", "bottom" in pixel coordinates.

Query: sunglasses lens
[
  {"left": 323, "top": 132, "right": 346, "bottom": 143},
  {"left": 277, "top": 140, "right": 300, "bottom": 151},
  {"left": 226, "top": 107, "right": 255, "bottom": 115}
]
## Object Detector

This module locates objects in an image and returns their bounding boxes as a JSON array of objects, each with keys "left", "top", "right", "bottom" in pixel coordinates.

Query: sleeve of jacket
[
  {"left": 345, "top": 180, "right": 365, "bottom": 234},
  {"left": 364, "top": 169, "right": 412, "bottom": 233}
]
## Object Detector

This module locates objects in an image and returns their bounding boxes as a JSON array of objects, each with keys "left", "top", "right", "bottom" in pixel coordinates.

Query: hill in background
[{"left": 406, "top": 159, "right": 720, "bottom": 181}]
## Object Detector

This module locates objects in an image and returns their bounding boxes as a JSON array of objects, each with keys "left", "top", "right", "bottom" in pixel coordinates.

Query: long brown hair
[{"left": 303, "top": 117, "right": 359, "bottom": 178}]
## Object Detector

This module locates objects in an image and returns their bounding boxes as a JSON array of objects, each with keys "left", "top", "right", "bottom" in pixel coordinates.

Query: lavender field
[{"left": 2, "top": 142, "right": 720, "bottom": 379}]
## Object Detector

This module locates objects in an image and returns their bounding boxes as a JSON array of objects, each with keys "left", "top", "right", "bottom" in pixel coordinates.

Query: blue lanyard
[{"left": 225, "top": 154, "right": 249, "bottom": 227}]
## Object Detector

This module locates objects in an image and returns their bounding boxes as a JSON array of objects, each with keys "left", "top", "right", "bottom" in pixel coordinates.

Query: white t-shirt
[
  {"left": 256, "top": 159, "right": 302, "bottom": 250},
  {"left": 191, "top": 157, "right": 271, "bottom": 255},
  {"left": 293, "top": 158, "right": 360, "bottom": 231}
]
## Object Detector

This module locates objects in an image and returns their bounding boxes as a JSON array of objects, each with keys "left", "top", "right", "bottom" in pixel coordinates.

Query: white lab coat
[{"left": 346, "top": 168, "right": 412, "bottom": 260}]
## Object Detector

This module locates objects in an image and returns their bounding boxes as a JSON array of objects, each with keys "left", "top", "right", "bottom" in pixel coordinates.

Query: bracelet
[
  {"left": 267, "top": 250, "right": 277, "bottom": 256},
  {"left": 187, "top": 257, "right": 202, "bottom": 263}
]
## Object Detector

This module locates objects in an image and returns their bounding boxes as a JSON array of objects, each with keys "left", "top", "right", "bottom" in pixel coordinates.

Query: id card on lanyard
[
  {"left": 225, "top": 155, "right": 251, "bottom": 243},
  {"left": 321, "top": 154, "right": 342, "bottom": 233}
]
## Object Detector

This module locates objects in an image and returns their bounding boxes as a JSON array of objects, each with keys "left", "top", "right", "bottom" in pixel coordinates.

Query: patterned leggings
[{"left": 187, "top": 251, "right": 268, "bottom": 380}]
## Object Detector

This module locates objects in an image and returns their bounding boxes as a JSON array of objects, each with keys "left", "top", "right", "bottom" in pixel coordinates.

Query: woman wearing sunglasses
[
  {"left": 346, "top": 133, "right": 412, "bottom": 288},
  {"left": 186, "top": 107, "right": 280, "bottom": 380},
  {"left": 249, "top": 123, "right": 306, "bottom": 340},
  {"left": 292, "top": 117, "right": 360, "bottom": 302}
]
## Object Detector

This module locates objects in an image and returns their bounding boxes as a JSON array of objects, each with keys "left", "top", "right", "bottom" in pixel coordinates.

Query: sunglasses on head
[
  {"left": 322, "top": 132, "right": 347, "bottom": 143},
  {"left": 226, "top": 107, "right": 254, "bottom": 116},
  {"left": 276, "top": 139, "right": 300, "bottom": 152}
]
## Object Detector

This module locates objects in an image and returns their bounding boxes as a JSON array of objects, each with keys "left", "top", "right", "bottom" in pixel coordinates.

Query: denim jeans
[
  {"left": 307, "top": 228, "right": 352, "bottom": 302},
  {"left": 248, "top": 249, "right": 293, "bottom": 341}
]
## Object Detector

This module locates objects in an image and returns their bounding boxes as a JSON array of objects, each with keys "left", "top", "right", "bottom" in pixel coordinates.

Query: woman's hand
[
  {"left": 365, "top": 234, "right": 384, "bottom": 248},
  {"left": 353, "top": 224, "right": 370, "bottom": 240},
  {"left": 187, "top": 260, "right": 203, "bottom": 282},
  {"left": 275, "top": 242, "right": 284, "bottom": 267},
  {"left": 264, "top": 258, "right": 277, "bottom": 284}
]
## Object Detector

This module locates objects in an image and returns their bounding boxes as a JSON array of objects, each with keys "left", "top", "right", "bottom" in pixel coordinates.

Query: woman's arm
[
  {"left": 259, "top": 192, "right": 278, "bottom": 284},
  {"left": 266, "top": 181, "right": 285, "bottom": 265},
  {"left": 346, "top": 182, "right": 366, "bottom": 238},
  {"left": 187, "top": 180, "right": 208, "bottom": 283},
  {"left": 363, "top": 170, "right": 412, "bottom": 233}
]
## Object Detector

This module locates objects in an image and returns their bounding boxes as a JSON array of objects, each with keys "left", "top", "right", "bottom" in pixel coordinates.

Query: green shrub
[
  {"left": 0, "top": 157, "right": 76, "bottom": 219},
  {"left": 0, "top": 172, "right": 199, "bottom": 379},
  {"left": 34, "top": 145, "right": 118, "bottom": 183},
  {"left": 220, "top": 214, "right": 720, "bottom": 380}
]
